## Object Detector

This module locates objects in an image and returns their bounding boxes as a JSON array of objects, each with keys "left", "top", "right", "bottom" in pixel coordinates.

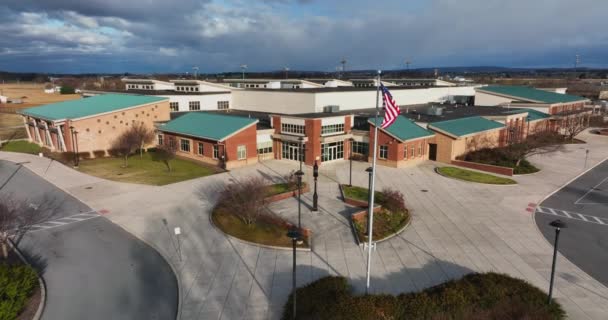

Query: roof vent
[{"left": 323, "top": 105, "right": 340, "bottom": 113}]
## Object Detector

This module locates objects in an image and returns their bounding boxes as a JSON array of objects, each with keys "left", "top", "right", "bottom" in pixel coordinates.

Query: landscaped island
[
  {"left": 341, "top": 185, "right": 410, "bottom": 243},
  {"left": 0, "top": 257, "right": 40, "bottom": 320},
  {"left": 212, "top": 174, "right": 310, "bottom": 249},
  {"left": 437, "top": 166, "right": 517, "bottom": 185},
  {"left": 282, "top": 273, "right": 565, "bottom": 319}
]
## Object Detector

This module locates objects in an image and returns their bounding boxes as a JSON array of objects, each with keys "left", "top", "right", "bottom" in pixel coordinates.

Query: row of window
[
  {"left": 257, "top": 146, "right": 273, "bottom": 154},
  {"left": 159, "top": 135, "right": 247, "bottom": 160},
  {"left": 176, "top": 86, "right": 200, "bottom": 92},
  {"left": 351, "top": 141, "right": 369, "bottom": 155},
  {"left": 281, "top": 123, "right": 305, "bottom": 135},
  {"left": 168, "top": 101, "right": 230, "bottom": 112},
  {"left": 321, "top": 123, "right": 345, "bottom": 135},
  {"left": 377, "top": 144, "right": 424, "bottom": 159},
  {"left": 127, "top": 84, "right": 153, "bottom": 90}
]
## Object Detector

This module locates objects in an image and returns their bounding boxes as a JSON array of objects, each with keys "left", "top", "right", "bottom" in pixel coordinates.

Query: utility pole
[
  {"left": 284, "top": 67, "right": 290, "bottom": 79},
  {"left": 192, "top": 66, "right": 199, "bottom": 79},
  {"left": 240, "top": 64, "right": 248, "bottom": 80},
  {"left": 340, "top": 57, "right": 347, "bottom": 79},
  {"left": 405, "top": 59, "right": 411, "bottom": 71}
]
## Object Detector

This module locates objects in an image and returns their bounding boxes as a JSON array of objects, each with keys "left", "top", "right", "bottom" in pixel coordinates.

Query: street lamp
[
  {"left": 287, "top": 227, "right": 302, "bottom": 320},
  {"left": 70, "top": 126, "right": 79, "bottom": 168},
  {"left": 584, "top": 149, "right": 589, "bottom": 169},
  {"left": 298, "top": 136, "right": 304, "bottom": 172},
  {"left": 240, "top": 64, "right": 248, "bottom": 80},
  {"left": 312, "top": 159, "right": 319, "bottom": 211},
  {"left": 349, "top": 138, "right": 354, "bottom": 186},
  {"left": 548, "top": 219, "right": 567, "bottom": 304},
  {"left": 295, "top": 169, "right": 304, "bottom": 230},
  {"left": 365, "top": 167, "right": 373, "bottom": 235}
]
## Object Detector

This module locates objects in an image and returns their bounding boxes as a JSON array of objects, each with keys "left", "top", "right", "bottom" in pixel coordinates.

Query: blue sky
[{"left": 1, "top": 0, "right": 607, "bottom": 74}]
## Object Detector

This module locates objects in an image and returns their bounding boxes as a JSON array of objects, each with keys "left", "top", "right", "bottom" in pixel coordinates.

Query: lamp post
[
  {"left": 287, "top": 227, "right": 302, "bottom": 319},
  {"left": 365, "top": 167, "right": 373, "bottom": 235},
  {"left": 70, "top": 126, "right": 79, "bottom": 168},
  {"left": 312, "top": 159, "right": 319, "bottom": 211},
  {"left": 295, "top": 169, "right": 304, "bottom": 230},
  {"left": 548, "top": 219, "right": 567, "bottom": 304},
  {"left": 298, "top": 136, "right": 304, "bottom": 172},
  {"left": 349, "top": 138, "right": 354, "bottom": 187},
  {"left": 584, "top": 149, "right": 589, "bottom": 169}
]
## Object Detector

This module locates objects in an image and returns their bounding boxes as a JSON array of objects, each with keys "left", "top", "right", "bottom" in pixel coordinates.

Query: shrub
[
  {"left": 92, "top": 150, "right": 106, "bottom": 158},
  {"left": 217, "top": 177, "right": 269, "bottom": 225},
  {"left": 59, "top": 86, "right": 75, "bottom": 94},
  {"left": 282, "top": 170, "right": 299, "bottom": 191},
  {"left": 378, "top": 188, "right": 406, "bottom": 213},
  {"left": 0, "top": 263, "right": 39, "bottom": 320},
  {"left": 350, "top": 153, "right": 368, "bottom": 161},
  {"left": 78, "top": 151, "right": 91, "bottom": 160},
  {"left": 282, "top": 273, "right": 565, "bottom": 320}
]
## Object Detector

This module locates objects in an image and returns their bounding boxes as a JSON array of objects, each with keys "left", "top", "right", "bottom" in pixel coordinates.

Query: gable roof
[
  {"left": 428, "top": 116, "right": 504, "bottom": 138},
  {"left": 20, "top": 94, "right": 167, "bottom": 121},
  {"left": 504, "top": 108, "right": 550, "bottom": 121},
  {"left": 368, "top": 115, "right": 435, "bottom": 141},
  {"left": 158, "top": 112, "right": 258, "bottom": 141},
  {"left": 477, "top": 86, "right": 587, "bottom": 104}
]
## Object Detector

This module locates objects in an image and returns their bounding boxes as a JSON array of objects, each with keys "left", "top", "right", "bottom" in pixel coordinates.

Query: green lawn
[
  {"left": 341, "top": 185, "right": 381, "bottom": 202},
  {"left": 77, "top": 152, "right": 219, "bottom": 185},
  {"left": 438, "top": 166, "right": 517, "bottom": 185},
  {"left": 266, "top": 182, "right": 308, "bottom": 197},
  {"left": 0, "top": 140, "right": 42, "bottom": 154},
  {"left": 212, "top": 209, "right": 309, "bottom": 248}
]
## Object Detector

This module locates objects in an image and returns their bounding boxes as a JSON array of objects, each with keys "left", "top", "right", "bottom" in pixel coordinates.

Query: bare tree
[
  {"left": 131, "top": 122, "right": 156, "bottom": 158},
  {"left": 0, "top": 195, "right": 50, "bottom": 259},
  {"left": 111, "top": 127, "right": 140, "bottom": 167},
  {"left": 465, "top": 134, "right": 498, "bottom": 152},
  {"left": 562, "top": 114, "right": 589, "bottom": 141},
  {"left": 504, "top": 131, "right": 565, "bottom": 167},
  {"left": 217, "top": 177, "right": 269, "bottom": 225},
  {"left": 154, "top": 137, "right": 177, "bottom": 172},
  {"left": 588, "top": 115, "right": 608, "bottom": 128}
]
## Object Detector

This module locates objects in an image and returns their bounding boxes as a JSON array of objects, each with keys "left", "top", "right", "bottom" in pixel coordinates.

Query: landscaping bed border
[
  {"left": 434, "top": 167, "right": 517, "bottom": 186},
  {"left": 9, "top": 239, "right": 46, "bottom": 320}
]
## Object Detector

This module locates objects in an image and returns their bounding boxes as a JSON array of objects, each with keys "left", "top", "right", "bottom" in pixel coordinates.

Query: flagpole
[{"left": 365, "top": 70, "right": 381, "bottom": 294}]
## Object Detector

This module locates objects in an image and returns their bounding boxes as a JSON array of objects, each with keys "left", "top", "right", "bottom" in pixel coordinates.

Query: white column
[
  {"left": 57, "top": 124, "right": 67, "bottom": 152},
  {"left": 33, "top": 120, "right": 42, "bottom": 144},
  {"left": 43, "top": 121, "right": 55, "bottom": 150},
  {"left": 22, "top": 116, "right": 32, "bottom": 141}
]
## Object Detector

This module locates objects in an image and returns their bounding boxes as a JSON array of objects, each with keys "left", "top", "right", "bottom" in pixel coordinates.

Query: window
[
  {"left": 379, "top": 145, "right": 388, "bottom": 159},
  {"left": 351, "top": 141, "right": 368, "bottom": 156},
  {"left": 180, "top": 139, "right": 190, "bottom": 152},
  {"left": 257, "top": 146, "right": 273, "bottom": 154},
  {"left": 321, "top": 123, "right": 345, "bottom": 135},
  {"left": 189, "top": 101, "right": 200, "bottom": 111},
  {"left": 217, "top": 101, "right": 229, "bottom": 110},
  {"left": 198, "top": 143, "right": 204, "bottom": 155},
  {"left": 321, "top": 141, "right": 344, "bottom": 162},
  {"left": 404, "top": 146, "right": 407, "bottom": 159},
  {"left": 418, "top": 144, "right": 422, "bottom": 157},
  {"left": 281, "top": 123, "right": 305, "bottom": 135},
  {"left": 169, "top": 102, "right": 179, "bottom": 112},
  {"left": 410, "top": 146, "right": 415, "bottom": 158},
  {"left": 158, "top": 134, "right": 164, "bottom": 145},
  {"left": 213, "top": 145, "right": 219, "bottom": 159},
  {"left": 169, "top": 137, "right": 176, "bottom": 148},
  {"left": 237, "top": 145, "right": 247, "bottom": 160}
]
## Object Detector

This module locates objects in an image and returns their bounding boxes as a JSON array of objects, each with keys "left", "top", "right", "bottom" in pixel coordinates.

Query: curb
[
  {"left": 434, "top": 167, "right": 518, "bottom": 186},
  {"left": 0, "top": 155, "right": 183, "bottom": 320},
  {"left": 208, "top": 208, "right": 313, "bottom": 252},
  {"left": 9, "top": 239, "right": 46, "bottom": 320}
]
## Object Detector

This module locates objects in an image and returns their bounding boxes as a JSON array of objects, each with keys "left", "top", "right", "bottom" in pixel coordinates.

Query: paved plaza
[{"left": 2, "top": 130, "right": 608, "bottom": 319}]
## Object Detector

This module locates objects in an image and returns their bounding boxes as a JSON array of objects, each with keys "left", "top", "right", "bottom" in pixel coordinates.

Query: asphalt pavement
[
  {"left": 535, "top": 159, "right": 608, "bottom": 287},
  {"left": 0, "top": 160, "right": 178, "bottom": 320}
]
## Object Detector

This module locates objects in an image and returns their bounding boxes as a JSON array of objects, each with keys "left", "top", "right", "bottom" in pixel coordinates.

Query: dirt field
[
  {"left": 0, "top": 82, "right": 81, "bottom": 108},
  {"left": 0, "top": 83, "right": 82, "bottom": 141}
]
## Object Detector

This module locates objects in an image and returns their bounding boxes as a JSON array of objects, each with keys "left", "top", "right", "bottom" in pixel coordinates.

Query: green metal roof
[
  {"left": 429, "top": 116, "right": 504, "bottom": 138},
  {"left": 478, "top": 86, "right": 586, "bottom": 104},
  {"left": 19, "top": 94, "right": 167, "bottom": 121},
  {"left": 368, "top": 115, "right": 434, "bottom": 141},
  {"left": 504, "top": 108, "right": 550, "bottom": 121},
  {"left": 158, "top": 112, "right": 258, "bottom": 141}
]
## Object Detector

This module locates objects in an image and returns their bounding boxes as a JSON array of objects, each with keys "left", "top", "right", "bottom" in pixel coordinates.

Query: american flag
[{"left": 380, "top": 84, "right": 400, "bottom": 129}]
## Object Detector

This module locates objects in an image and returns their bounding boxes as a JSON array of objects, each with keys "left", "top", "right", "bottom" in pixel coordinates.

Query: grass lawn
[
  {"left": 353, "top": 208, "right": 409, "bottom": 242},
  {"left": 0, "top": 140, "right": 42, "bottom": 154},
  {"left": 341, "top": 185, "right": 380, "bottom": 202},
  {"left": 0, "top": 113, "right": 27, "bottom": 140},
  {"left": 266, "top": 182, "right": 308, "bottom": 197},
  {"left": 212, "top": 209, "right": 309, "bottom": 248},
  {"left": 77, "top": 151, "right": 219, "bottom": 185},
  {"left": 438, "top": 166, "right": 517, "bottom": 185}
]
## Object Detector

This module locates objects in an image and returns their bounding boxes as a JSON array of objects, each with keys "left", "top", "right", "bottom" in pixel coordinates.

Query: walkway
[{"left": 2, "top": 129, "right": 608, "bottom": 319}]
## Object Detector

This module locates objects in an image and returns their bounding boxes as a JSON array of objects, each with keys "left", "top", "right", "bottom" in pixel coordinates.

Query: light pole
[
  {"left": 0, "top": 161, "right": 30, "bottom": 191},
  {"left": 312, "top": 159, "right": 319, "bottom": 211},
  {"left": 584, "top": 149, "right": 589, "bottom": 169},
  {"left": 295, "top": 169, "right": 304, "bottom": 230},
  {"left": 298, "top": 136, "right": 304, "bottom": 172},
  {"left": 287, "top": 227, "right": 302, "bottom": 319},
  {"left": 240, "top": 64, "right": 248, "bottom": 80},
  {"left": 349, "top": 138, "right": 354, "bottom": 186},
  {"left": 70, "top": 126, "right": 79, "bottom": 168},
  {"left": 548, "top": 219, "right": 567, "bottom": 304},
  {"left": 365, "top": 167, "right": 373, "bottom": 236}
]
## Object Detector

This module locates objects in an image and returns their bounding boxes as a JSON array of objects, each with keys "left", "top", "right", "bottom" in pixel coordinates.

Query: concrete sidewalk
[{"left": 3, "top": 129, "right": 608, "bottom": 319}]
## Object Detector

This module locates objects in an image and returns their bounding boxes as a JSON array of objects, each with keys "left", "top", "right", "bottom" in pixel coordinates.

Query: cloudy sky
[{"left": 1, "top": 0, "right": 607, "bottom": 74}]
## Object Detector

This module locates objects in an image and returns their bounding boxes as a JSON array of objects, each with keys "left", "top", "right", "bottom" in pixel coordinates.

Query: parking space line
[
  {"left": 578, "top": 214, "right": 589, "bottom": 222},
  {"left": 593, "top": 217, "right": 605, "bottom": 225},
  {"left": 574, "top": 176, "right": 608, "bottom": 204}
]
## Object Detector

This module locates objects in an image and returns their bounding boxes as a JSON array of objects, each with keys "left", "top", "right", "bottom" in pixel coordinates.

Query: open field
[
  {"left": 0, "top": 113, "right": 26, "bottom": 140},
  {"left": 0, "top": 82, "right": 81, "bottom": 107}
]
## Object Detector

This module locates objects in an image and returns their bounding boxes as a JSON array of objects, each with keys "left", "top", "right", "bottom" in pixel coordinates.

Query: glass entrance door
[
  {"left": 282, "top": 142, "right": 304, "bottom": 162},
  {"left": 321, "top": 141, "right": 344, "bottom": 162}
]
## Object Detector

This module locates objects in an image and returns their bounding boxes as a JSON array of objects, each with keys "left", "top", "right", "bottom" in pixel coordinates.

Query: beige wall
[
  {"left": 232, "top": 90, "right": 315, "bottom": 114},
  {"left": 434, "top": 128, "right": 503, "bottom": 163},
  {"left": 474, "top": 91, "right": 515, "bottom": 106},
  {"left": 70, "top": 100, "right": 170, "bottom": 154}
]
